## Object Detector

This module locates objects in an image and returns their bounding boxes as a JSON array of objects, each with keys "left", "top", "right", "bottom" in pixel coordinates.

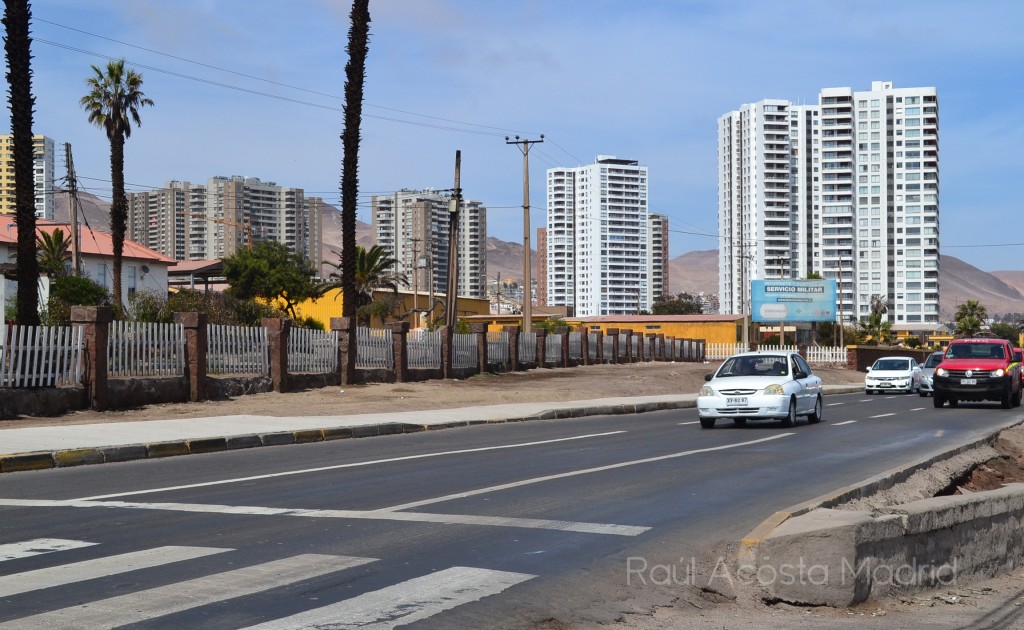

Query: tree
[
  {"left": 222, "top": 241, "right": 323, "bottom": 318},
  {"left": 4, "top": 0, "right": 39, "bottom": 325},
  {"left": 43, "top": 275, "right": 110, "bottom": 325},
  {"left": 338, "top": 0, "right": 370, "bottom": 318},
  {"left": 324, "top": 244, "right": 408, "bottom": 312},
  {"left": 858, "top": 312, "right": 893, "bottom": 346},
  {"left": 80, "top": 58, "right": 153, "bottom": 314},
  {"left": 36, "top": 227, "right": 71, "bottom": 278},
  {"left": 989, "top": 322, "right": 1019, "bottom": 345},
  {"left": 954, "top": 315, "right": 984, "bottom": 338},
  {"left": 806, "top": 271, "right": 823, "bottom": 280},
  {"left": 955, "top": 300, "right": 987, "bottom": 327},
  {"left": 651, "top": 292, "right": 703, "bottom": 315}
]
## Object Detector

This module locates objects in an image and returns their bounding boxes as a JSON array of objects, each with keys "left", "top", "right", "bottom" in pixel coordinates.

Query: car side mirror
[
  {"left": 866, "top": 366, "right": 872, "bottom": 372},
  {"left": 704, "top": 374, "right": 714, "bottom": 382},
  {"left": 794, "top": 370, "right": 807, "bottom": 379}
]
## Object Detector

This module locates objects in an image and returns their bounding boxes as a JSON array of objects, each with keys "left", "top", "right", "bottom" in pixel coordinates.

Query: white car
[
  {"left": 697, "top": 351, "right": 824, "bottom": 429},
  {"left": 865, "top": 356, "right": 922, "bottom": 395}
]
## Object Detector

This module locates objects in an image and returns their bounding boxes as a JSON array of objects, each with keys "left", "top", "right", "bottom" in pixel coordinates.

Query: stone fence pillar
[
  {"left": 331, "top": 316, "right": 357, "bottom": 386},
  {"left": 580, "top": 327, "right": 590, "bottom": 366},
  {"left": 624, "top": 330, "right": 634, "bottom": 363},
  {"left": 555, "top": 326, "right": 570, "bottom": 367},
  {"left": 469, "top": 323, "right": 488, "bottom": 373},
  {"left": 656, "top": 333, "right": 665, "bottom": 361},
  {"left": 388, "top": 321, "right": 410, "bottom": 382},
  {"left": 536, "top": 329, "right": 547, "bottom": 367},
  {"left": 504, "top": 325, "right": 520, "bottom": 371},
  {"left": 174, "top": 312, "right": 207, "bottom": 402},
  {"left": 70, "top": 306, "right": 111, "bottom": 411},
  {"left": 593, "top": 330, "right": 603, "bottom": 364},
  {"left": 262, "top": 317, "right": 291, "bottom": 393}
]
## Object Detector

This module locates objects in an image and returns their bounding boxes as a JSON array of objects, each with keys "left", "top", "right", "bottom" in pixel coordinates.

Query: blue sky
[{"left": 25, "top": 0, "right": 1024, "bottom": 272}]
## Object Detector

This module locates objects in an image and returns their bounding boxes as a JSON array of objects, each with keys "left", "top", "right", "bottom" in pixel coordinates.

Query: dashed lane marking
[
  {"left": 869, "top": 413, "right": 896, "bottom": 419},
  {"left": 832, "top": 420, "right": 857, "bottom": 426}
]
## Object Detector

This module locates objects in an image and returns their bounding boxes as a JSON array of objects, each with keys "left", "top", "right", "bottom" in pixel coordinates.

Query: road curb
[{"left": 737, "top": 416, "right": 1024, "bottom": 565}]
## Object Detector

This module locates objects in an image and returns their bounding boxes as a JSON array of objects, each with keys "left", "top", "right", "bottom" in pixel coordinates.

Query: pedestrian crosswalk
[{"left": 0, "top": 538, "right": 535, "bottom": 629}]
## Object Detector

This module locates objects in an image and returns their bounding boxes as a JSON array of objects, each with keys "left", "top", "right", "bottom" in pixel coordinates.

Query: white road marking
[
  {"left": 76, "top": 431, "right": 628, "bottom": 501},
  {"left": 911, "top": 407, "right": 927, "bottom": 411},
  {"left": 0, "top": 538, "right": 96, "bottom": 562},
  {"left": 243, "top": 566, "right": 535, "bottom": 630},
  {"left": 677, "top": 421, "right": 700, "bottom": 425},
  {"left": 870, "top": 413, "right": 896, "bottom": 419},
  {"left": 0, "top": 499, "right": 649, "bottom": 537},
  {"left": 382, "top": 433, "right": 794, "bottom": 512},
  {"left": 832, "top": 420, "right": 857, "bottom": 426},
  {"left": 859, "top": 399, "right": 872, "bottom": 402},
  {"left": 826, "top": 403, "right": 845, "bottom": 407},
  {"left": 0, "top": 554, "right": 376, "bottom": 630},
  {"left": 0, "top": 546, "right": 231, "bottom": 597}
]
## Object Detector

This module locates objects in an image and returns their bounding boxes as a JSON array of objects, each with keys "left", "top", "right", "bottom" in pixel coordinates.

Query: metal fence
[
  {"left": 603, "top": 335, "right": 614, "bottom": 361},
  {"left": 487, "top": 331, "right": 509, "bottom": 367},
  {"left": 356, "top": 327, "right": 393, "bottom": 370},
  {"left": 408, "top": 328, "right": 442, "bottom": 369},
  {"left": 519, "top": 332, "right": 537, "bottom": 363},
  {"left": 0, "top": 324, "right": 83, "bottom": 387},
  {"left": 208, "top": 324, "right": 268, "bottom": 375},
  {"left": 288, "top": 327, "right": 338, "bottom": 374},
  {"left": 805, "top": 346, "right": 848, "bottom": 365},
  {"left": 108, "top": 321, "right": 184, "bottom": 378},
  {"left": 452, "top": 333, "right": 476, "bottom": 369},
  {"left": 544, "top": 333, "right": 562, "bottom": 364},
  {"left": 568, "top": 332, "right": 582, "bottom": 360}
]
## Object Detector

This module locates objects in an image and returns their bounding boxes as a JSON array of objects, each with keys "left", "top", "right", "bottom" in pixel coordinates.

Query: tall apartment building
[
  {"left": 649, "top": 212, "right": 669, "bottom": 302},
  {"left": 545, "top": 156, "right": 651, "bottom": 316},
  {"left": 370, "top": 189, "right": 488, "bottom": 300},
  {"left": 126, "top": 176, "right": 323, "bottom": 269},
  {"left": 718, "top": 81, "right": 939, "bottom": 330},
  {"left": 0, "top": 134, "right": 55, "bottom": 219}
]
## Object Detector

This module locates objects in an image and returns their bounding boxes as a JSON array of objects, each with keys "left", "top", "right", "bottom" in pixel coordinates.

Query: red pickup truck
[{"left": 932, "top": 337, "right": 1022, "bottom": 409}]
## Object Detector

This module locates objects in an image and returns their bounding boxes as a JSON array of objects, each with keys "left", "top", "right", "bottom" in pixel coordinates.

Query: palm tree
[
  {"left": 339, "top": 0, "right": 370, "bottom": 318},
  {"left": 954, "top": 315, "right": 983, "bottom": 338},
  {"left": 36, "top": 227, "right": 71, "bottom": 278},
  {"left": 80, "top": 58, "right": 153, "bottom": 315},
  {"left": 325, "top": 244, "right": 408, "bottom": 311},
  {"left": 4, "top": 0, "right": 39, "bottom": 325},
  {"left": 955, "top": 300, "right": 987, "bottom": 327},
  {"left": 858, "top": 312, "right": 893, "bottom": 346}
]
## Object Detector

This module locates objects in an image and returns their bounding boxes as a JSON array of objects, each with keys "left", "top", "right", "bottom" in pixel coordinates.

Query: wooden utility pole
[
  {"left": 505, "top": 134, "right": 543, "bottom": 333},
  {"left": 445, "top": 150, "right": 462, "bottom": 330},
  {"left": 63, "top": 142, "right": 82, "bottom": 276},
  {"left": 410, "top": 237, "right": 421, "bottom": 325}
]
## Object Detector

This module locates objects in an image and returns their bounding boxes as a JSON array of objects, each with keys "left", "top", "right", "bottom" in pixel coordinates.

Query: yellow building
[
  {"left": 0, "top": 134, "right": 55, "bottom": 219},
  {"left": 288, "top": 288, "right": 490, "bottom": 329},
  {"left": 463, "top": 313, "right": 746, "bottom": 344}
]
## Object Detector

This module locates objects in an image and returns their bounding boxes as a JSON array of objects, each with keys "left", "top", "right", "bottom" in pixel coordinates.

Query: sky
[{"left": 24, "top": 0, "right": 1024, "bottom": 272}]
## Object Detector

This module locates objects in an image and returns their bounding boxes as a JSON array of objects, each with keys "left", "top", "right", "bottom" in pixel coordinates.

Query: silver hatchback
[{"left": 918, "top": 351, "right": 944, "bottom": 397}]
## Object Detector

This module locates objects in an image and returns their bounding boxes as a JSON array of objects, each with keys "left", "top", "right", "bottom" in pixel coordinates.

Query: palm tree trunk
[
  {"left": 4, "top": 0, "right": 40, "bottom": 325},
  {"left": 339, "top": 0, "right": 370, "bottom": 317},
  {"left": 109, "top": 132, "right": 126, "bottom": 314}
]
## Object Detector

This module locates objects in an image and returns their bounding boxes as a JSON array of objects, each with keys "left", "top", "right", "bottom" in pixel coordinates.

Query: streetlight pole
[{"left": 506, "top": 134, "right": 543, "bottom": 333}]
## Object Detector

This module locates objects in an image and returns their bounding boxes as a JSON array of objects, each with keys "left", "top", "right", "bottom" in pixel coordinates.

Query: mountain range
[{"left": 55, "top": 192, "right": 1024, "bottom": 318}]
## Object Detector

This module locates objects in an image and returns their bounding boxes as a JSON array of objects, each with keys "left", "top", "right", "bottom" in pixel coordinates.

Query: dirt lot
[{"left": 3, "top": 360, "right": 866, "bottom": 428}]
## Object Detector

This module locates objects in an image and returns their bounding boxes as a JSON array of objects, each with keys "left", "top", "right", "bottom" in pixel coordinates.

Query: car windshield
[
  {"left": 718, "top": 355, "right": 788, "bottom": 377},
  {"left": 923, "top": 353, "right": 943, "bottom": 368},
  {"left": 873, "top": 359, "right": 910, "bottom": 371},
  {"left": 946, "top": 344, "right": 1005, "bottom": 360}
]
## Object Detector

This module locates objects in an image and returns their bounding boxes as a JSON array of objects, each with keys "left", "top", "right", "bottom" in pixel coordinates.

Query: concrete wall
[{"left": 753, "top": 484, "right": 1024, "bottom": 607}]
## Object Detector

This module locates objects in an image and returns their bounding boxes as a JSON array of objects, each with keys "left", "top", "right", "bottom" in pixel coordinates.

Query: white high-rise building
[
  {"left": 545, "top": 156, "right": 650, "bottom": 316},
  {"left": 0, "top": 134, "right": 55, "bottom": 219},
  {"left": 371, "top": 189, "right": 487, "bottom": 300},
  {"left": 718, "top": 81, "right": 940, "bottom": 331}
]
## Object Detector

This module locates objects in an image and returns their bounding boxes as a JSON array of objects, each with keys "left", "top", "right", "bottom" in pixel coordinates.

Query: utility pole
[
  {"left": 445, "top": 150, "right": 462, "bottom": 330},
  {"left": 410, "top": 237, "right": 421, "bottom": 326},
  {"left": 506, "top": 134, "right": 543, "bottom": 333},
  {"left": 63, "top": 142, "right": 81, "bottom": 276},
  {"left": 838, "top": 259, "right": 845, "bottom": 349}
]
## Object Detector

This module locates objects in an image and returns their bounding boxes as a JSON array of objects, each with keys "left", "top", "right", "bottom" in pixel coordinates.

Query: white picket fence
[
  {"left": 356, "top": 327, "right": 393, "bottom": 370},
  {"left": 0, "top": 324, "right": 83, "bottom": 387},
  {"left": 705, "top": 342, "right": 846, "bottom": 365},
  {"left": 207, "top": 324, "right": 268, "bottom": 375},
  {"left": 805, "top": 345, "right": 848, "bottom": 365},
  {"left": 107, "top": 321, "right": 184, "bottom": 378},
  {"left": 288, "top": 327, "right": 338, "bottom": 374}
]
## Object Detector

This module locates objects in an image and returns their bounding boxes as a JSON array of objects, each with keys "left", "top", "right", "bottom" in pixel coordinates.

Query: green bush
[{"left": 43, "top": 276, "right": 112, "bottom": 325}]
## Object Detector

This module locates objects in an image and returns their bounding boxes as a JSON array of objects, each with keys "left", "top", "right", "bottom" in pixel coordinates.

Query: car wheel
[
  {"left": 807, "top": 395, "right": 823, "bottom": 424},
  {"left": 1002, "top": 384, "right": 1013, "bottom": 409},
  {"left": 781, "top": 397, "right": 797, "bottom": 428},
  {"left": 919, "top": 390, "right": 928, "bottom": 398},
  {"left": 949, "top": 398, "right": 959, "bottom": 407},
  {"left": 1014, "top": 388, "right": 1022, "bottom": 408},
  {"left": 865, "top": 389, "right": 872, "bottom": 395},
  {"left": 933, "top": 394, "right": 945, "bottom": 408},
  {"left": 699, "top": 417, "right": 716, "bottom": 429},
  {"left": 732, "top": 418, "right": 747, "bottom": 427}
]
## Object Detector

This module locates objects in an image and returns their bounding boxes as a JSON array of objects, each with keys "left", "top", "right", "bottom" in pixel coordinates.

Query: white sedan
[
  {"left": 697, "top": 351, "right": 824, "bottom": 429},
  {"left": 864, "top": 356, "right": 921, "bottom": 395}
]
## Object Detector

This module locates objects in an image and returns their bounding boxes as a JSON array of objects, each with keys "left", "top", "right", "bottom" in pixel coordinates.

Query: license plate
[
  {"left": 879, "top": 383, "right": 892, "bottom": 388},
  {"left": 726, "top": 397, "right": 747, "bottom": 406},
  {"left": 960, "top": 378, "right": 977, "bottom": 385}
]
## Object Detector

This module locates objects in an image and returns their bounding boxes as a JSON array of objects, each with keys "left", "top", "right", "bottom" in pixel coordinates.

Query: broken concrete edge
[{"left": 737, "top": 416, "right": 1024, "bottom": 566}]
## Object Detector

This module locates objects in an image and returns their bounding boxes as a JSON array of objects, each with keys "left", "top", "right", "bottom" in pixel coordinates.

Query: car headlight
[
  {"left": 992, "top": 369, "right": 1005, "bottom": 378},
  {"left": 764, "top": 384, "right": 785, "bottom": 396},
  {"left": 936, "top": 368, "right": 947, "bottom": 377},
  {"left": 699, "top": 385, "right": 714, "bottom": 397}
]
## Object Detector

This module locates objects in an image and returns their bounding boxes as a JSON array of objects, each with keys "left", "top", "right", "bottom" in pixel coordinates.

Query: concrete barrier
[{"left": 752, "top": 484, "right": 1024, "bottom": 606}]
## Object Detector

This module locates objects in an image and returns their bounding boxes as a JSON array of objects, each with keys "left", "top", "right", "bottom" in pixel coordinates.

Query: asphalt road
[{"left": 1, "top": 392, "right": 1022, "bottom": 629}]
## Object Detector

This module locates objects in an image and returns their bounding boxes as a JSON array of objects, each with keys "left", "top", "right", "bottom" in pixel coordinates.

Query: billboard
[{"left": 750, "top": 279, "right": 837, "bottom": 323}]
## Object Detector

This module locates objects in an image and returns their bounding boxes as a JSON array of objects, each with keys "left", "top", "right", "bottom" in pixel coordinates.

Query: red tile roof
[{"left": 0, "top": 216, "right": 176, "bottom": 264}]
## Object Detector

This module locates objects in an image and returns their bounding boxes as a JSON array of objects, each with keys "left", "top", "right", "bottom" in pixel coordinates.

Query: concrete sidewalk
[{"left": 0, "top": 385, "right": 863, "bottom": 473}]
